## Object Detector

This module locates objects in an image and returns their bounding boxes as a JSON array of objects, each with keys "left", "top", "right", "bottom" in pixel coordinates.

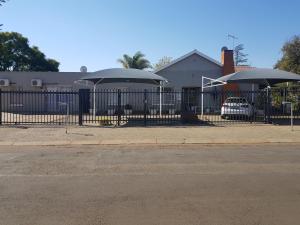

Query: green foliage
[
  {"left": 0, "top": 0, "right": 7, "bottom": 6},
  {"left": 234, "top": 44, "right": 248, "bottom": 66},
  {"left": 0, "top": 32, "right": 60, "bottom": 71},
  {"left": 271, "top": 88, "right": 300, "bottom": 112},
  {"left": 154, "top": 56, "right": 173, "bottom": 70},
  {"left": 271, "top": 91, "right": 283, "bottom": 109},
  {"left": 118, "top": 51, "right": 152, "bottom": 70},
  {"left": 275, "top": 36, "right": 300, "bottom": 75}
]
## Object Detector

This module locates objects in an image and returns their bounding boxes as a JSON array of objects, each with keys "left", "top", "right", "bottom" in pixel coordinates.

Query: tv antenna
[{"left": 228, "top": 34, "right": 238, "bottom": 50}]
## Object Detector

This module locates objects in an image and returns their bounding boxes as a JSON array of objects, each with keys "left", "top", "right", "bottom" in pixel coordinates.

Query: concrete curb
[{"left": 0, "top": 138, "right": 300, "bottom": 146}]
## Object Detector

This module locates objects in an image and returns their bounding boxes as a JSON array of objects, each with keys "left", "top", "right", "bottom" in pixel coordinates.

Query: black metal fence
[
  {"left": 0, "top": 88, "right": 299, "bottom": 126},
  {"left": 0, "top": 90, "right": 79, "bottom": 125}
]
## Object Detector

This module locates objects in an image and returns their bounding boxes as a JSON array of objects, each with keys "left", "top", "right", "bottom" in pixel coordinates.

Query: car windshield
[{"left": 225, "top": 98, "right": 247, "bottom": 104}]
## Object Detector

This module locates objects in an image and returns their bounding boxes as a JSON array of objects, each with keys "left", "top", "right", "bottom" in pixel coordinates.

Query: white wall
[{"left": 0, "top": 71, "right": 86, "bottom": 90}]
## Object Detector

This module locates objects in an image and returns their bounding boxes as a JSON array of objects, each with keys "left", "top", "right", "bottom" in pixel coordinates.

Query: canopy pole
[
  {"left": 201, "top": 76, "right": 227, "bottom": 117},
  {"left": 92, "top": 79, "right": 103, "bottom": 119},
  {"left": 93, "top": 84, "right": 96, "bottom": 119}
]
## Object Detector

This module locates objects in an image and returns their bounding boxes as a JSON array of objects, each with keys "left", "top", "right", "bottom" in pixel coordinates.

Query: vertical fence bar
[
  {"left": 117, "top": 89, "right": 121, "bottom": 126},
  {"left": 180, "top": 89, "right": 184, "bottom": 123},
  {"left": 0, "top": 89, "right": 2, "bottom": 125},
  {"left": 291, "top": 102, "right": 294, "bottom": 131},
  {"left": 266, "top": 88, "right": 271, "bottom": 124},
  {"left": 144, "top": 89, "right": 147, "bottom": 126},
  {"left": 78, "top": 89, "right": 83, "bottom": 126}
]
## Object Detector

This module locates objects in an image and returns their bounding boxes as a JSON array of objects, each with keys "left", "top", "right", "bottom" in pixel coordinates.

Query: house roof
[
  {"left": 235, "top": 66, "right": 256, "bottom": 72},
  {"left": 154, "top": 49, "right": 223, "bottom": 73}
]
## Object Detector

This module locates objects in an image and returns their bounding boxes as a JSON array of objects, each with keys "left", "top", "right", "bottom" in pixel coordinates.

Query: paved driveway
[{"left": 0, "top": 144, "right": 300, "bottom": 225}]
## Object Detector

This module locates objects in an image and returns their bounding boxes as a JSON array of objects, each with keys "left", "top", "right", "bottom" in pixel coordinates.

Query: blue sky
[{"left": 1, "top": 0, "right": 299, "bottom": 72}]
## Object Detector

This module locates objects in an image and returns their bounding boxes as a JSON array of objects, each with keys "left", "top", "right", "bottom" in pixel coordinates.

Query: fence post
[
  {"left": 144, "top": 89, "right": 147, "bottom": 126},
  {"left": 0, "top": 89, "right": 2, "bottom": 125},
  {"left": 180, "top": 90, "right": 184, "bottom": 122},
  {"left": 268, "top": 88, "right": 272, "bottom": 124},
  {"left": 117, "top": 89, "right": 121, "bottom": 126},
  {"left": 264, "top": 89, "right": 268, "bottom": 123},
  {"left": 78, "top": 89, "right": 83, "bottom": 126},
  {"left": 265, "top": 88, "right": 271, "bottom": 124}
]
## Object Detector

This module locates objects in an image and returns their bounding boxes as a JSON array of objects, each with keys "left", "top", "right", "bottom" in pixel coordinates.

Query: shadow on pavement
[{"left": 272, "top": 118, "right": 300, "bottom": 126}]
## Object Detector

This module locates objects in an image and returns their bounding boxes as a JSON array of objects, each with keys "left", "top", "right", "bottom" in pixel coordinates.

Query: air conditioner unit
[
  {"left": 31, "top": 79, "right": 43, "bottom": 87},
  {"left": 0, "top": 79, "right": 10, "bottom": 87}
]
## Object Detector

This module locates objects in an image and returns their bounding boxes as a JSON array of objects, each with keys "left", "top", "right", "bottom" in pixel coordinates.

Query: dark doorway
[
  {"left": 182, "top": 87, "right": 200, "bottom": 112},
  {"left": 81, "top": 89, "right": 90, "bottom": 113}
]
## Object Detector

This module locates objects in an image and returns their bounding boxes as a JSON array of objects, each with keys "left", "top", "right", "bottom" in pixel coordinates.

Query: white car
[{"left": 221, "top": 97, "right": 254, "bottom": 119}]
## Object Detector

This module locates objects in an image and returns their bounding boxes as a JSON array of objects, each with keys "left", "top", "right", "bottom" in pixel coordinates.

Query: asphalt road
[{"left": 1, "top": 144, "right": 300, "bottom": 225}]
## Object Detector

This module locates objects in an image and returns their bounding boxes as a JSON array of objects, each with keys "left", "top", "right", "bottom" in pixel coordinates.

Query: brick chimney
[
  {"left": 221, "top": 48, "right": 235, "bottom": 76},
  {"left": 221, "top": 47, "right": 239, "bottom": 93}
]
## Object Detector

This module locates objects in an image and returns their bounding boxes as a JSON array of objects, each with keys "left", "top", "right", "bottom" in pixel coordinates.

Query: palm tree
[{"left": 117, "top": 51, "right": 152, "bottom": 70}]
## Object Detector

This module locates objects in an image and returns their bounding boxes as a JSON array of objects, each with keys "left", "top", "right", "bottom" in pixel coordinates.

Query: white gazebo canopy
[
  {"left": 80, "top": 68, "right": 168, "bottom": 117},
  {"left": 205, "top": 69, "right": 300, "bottom": 87},
  {"left": 81, "top": 68, "right": 167, "bottom": 85}
]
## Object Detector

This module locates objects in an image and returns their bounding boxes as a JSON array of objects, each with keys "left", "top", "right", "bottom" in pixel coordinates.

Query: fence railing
[{"left": 0, "top": 88, "right": 299, "bottom": 126}]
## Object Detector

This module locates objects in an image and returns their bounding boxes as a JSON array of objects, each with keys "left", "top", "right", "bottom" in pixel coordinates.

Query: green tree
[
  {"left": 154, "top": 56, "right": 172, "bottom": 70},
  {"left": 117, "top": 51, "right": 152, "bottom": 70},
  {"left": 275, "top": 36, "right": 300, "bottom": 75},
  {"left": 0, "top": 32, "right": 60, "bottom": 71},
  {"left": 234, "top": 44, "right": 248, "bottom": 66}
]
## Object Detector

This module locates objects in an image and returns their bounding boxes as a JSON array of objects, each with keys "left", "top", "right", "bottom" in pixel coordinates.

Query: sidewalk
[{"left": 0, "top": 125, "right": 299, "bottom": 146}]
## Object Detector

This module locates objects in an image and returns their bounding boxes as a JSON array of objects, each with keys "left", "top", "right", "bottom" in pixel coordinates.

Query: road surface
[{"left": 0, "top": 144, "right": 300, "bottom": 225}]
